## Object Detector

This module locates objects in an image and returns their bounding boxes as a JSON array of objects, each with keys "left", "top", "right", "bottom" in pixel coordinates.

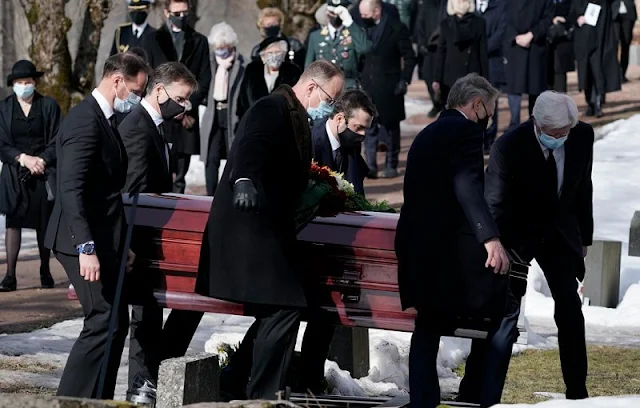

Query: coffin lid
[{"left": 123, "top": 193, "right": 399, "bottom": 251}]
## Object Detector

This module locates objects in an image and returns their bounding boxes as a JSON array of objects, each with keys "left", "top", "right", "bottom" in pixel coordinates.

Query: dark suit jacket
[
  {"left": 119, "top": 103, "right": 173, "bottom": 195},
  {"left": 613, "top": 0, "right": 638, "bottom": 21},
  {"left": 484, "top": 120, "right": 594, "bottom": 279},
  {"left": 395, "top": 109, "right": 505, "bottom": 319},
  {"left": 144, "top": 24, "right": 212, "bottom": 155},
  {"left": 195, "top": 87, "right": 312, "bottom": 309},
  {"left": 351, "top": 0, "right": 401, "bottom": 27},
  {"left": 360, "top": 13, "right": 417, "bottom": 127},
  {"left": 311, "top": 118, "right": 369, "bottom": 196},
  {"left": 45, "top": 95, "right": 128, "bottom": 260}
]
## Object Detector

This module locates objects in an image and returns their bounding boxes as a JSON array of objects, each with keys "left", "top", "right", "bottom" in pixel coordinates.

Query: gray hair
[
  {"left": 315, "top": 4, "right": 328, "bottom": 26},
  {"left": 260, "top": 40, "right": 288, "bottom": 55},
  {"left": 447, "top": 73, "right": 500, "bottom": 108},
  {"left": 208, "top": 22, "right": 238, "bottom": 49},
  {"left": 532, "top": 91, "right": 579, "bottom": 129}
]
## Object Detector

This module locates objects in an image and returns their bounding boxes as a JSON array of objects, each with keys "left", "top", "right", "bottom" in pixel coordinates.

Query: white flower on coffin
[{"left": 331, "top": 170, "right": 356, "bottom": 195}]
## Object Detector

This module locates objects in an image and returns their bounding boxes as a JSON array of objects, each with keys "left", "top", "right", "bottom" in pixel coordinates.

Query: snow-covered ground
[{"left": 2, "top": 114, "right": 640, "bottom": 406}]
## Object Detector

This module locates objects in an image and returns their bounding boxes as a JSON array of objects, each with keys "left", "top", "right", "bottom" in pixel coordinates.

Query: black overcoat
[
  {"left": 236, "top": 60, "right": 301, "bottom": 121},
  {"left": 360, "top": 13, "right": 417, "bottom": 127},
  {"left": 395, "top": 110, "right": 506, "bottom": 321},
  {"left": 195, "top": 86, "right": 312, "bottom": 308},
  {"left": 434, "top": 14, "right": 489, "bottom": 91},
  {"left": 503, "top": 0, "right": 554, "bottom": 95},
  {"left": 477, "top": 0, "right": 507, "bottom": 85},
  {"left": 144, "top": 24, "right": 212, "bottom": 155},
  {"left": 485, "top": 120, "right": 594, "bottom": 279},
  {"left": 548, "top": 0, "right": 576, "bottom": 75},
  {"left": 0, "top": 93, "right": 61, "bottom": 218},
  {"left": 571, "top": 0, "right": 622, "bottom": 94}
]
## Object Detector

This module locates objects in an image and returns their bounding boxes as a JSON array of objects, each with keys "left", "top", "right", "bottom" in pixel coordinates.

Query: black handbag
[{"left": 507, "top": 248, "right": 530, "bottom": 298}]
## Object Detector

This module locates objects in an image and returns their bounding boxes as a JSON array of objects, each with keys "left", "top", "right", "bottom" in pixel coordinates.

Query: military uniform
[
  {"left": 109, "top": 0, "right": 157, "bottom": 56},
  {"left": 305, "top": 0, "right": 372, "bottom": 90}
]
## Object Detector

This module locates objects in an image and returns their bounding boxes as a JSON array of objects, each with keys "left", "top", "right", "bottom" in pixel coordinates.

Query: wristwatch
[{"left": 77, "top": 241, "right": 96, "bottom": 255}]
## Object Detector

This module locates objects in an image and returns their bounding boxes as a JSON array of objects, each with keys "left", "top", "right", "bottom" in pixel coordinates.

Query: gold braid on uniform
[{"left": 273, "top": 84, "right": 313, "bottom": 193}]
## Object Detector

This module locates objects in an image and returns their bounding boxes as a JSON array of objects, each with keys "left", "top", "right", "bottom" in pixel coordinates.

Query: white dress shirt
[
  {"left": 141, "top": 98, "right": 170, "bottom": 168},
  {"left": 328, "top": 23, "right": 339, "bottom": 39},
  {"left": 325, "top": 119, "right": 341, "bottom": 157},
  {"left": 264, "top": 65, "right": 279, "bottom": 93},
  {"left": 477, "top": 0, "right": 488, "bottom": 13},
  {"left": 536, "top": 135, "right": 565, "bottom": 196},
  {"left": 92, "top": 88, "right": 113, "bottom": 121},
  {"left": 132, "top": 22, "right": 148, "bottom": 38}
]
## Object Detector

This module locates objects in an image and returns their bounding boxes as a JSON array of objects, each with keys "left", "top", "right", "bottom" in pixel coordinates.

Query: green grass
[{"left": 456, "top": 345, "right": 640, "bottom": 404}]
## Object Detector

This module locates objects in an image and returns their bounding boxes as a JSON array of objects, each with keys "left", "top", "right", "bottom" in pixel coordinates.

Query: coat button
[{"left": 476, "top": 223, "right": 482, "bottom": 229}]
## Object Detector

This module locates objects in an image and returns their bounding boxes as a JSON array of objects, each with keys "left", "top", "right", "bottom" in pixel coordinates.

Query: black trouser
[
  {"left": 508, "top": 94, "right": 538, "bottom": 129},
  {"left": 460, "top": 239, "right": 588, "bottom": 403},
  {"left": 205, "top": 110, "right": 228, "bottom": 197},
  {"left": 55, "top": 251, "right": 129, "bottom": 399},
  {"left": 364, "top": 121, "right": 400, "bottom": 172},
  {"left": 172, "top": 153, "right": 191, "bottom": 194},
  {"left": 128, "top": 304, "right": 204, "bottom": 389},
  {"left": 220, "top": 306, "right": 302, "bottom": 400},
  {"left": 614, "top": 18, "right": 635, "bottom": 78}
]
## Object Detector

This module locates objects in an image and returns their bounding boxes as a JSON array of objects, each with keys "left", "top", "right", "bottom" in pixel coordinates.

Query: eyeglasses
[
  {"left": 312, "top": 79, "right": 335, "bottom": 106},
  {"left": 164, "top": 87, "right": 192, "bottom": 111}
]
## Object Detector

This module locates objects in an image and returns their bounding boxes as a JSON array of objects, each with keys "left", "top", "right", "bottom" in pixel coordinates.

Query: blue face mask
[
  {"left": 215, "top": 48, "right": 233, "bottom": 59},
  {"left": 539, "top": 131, "right": 568, "bottom": 150},
  {"left": 307, "top": 100, "right": 333, "bottom": 121},
  {"left": 14, "top": 83, "right": 35, "bottom": 99},
  {"left": 113, "top": 82, "right": 141, "bottom": 113}
]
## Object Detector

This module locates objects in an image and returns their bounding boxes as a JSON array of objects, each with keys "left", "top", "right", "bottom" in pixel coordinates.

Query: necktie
[
  {"left": 133, "top": 29, "right": 139, "bottom": 38},
  {"left": 546, "top": 149, "right": 558, "bottom": 201},
  {"left": 109, "top": 114, "right": 118, "bottom": 131},
  {"left": 334, "top": 148, "right": 344, "bottom": 173},
  {"left": 157, "top": 124, "right": 170, "bottom": 169}
]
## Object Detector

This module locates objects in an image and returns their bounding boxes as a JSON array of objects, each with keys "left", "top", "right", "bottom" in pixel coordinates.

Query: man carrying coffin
[
  {"left": 45, "top": 52, "right": 150, "bottom": 399},
  {"left": 118, "top": 61, "right": 197, "bottom": 404},
  {"left": 395, "top": 73, "right": 510, "bottom": 408},
  {"left": 195, "top": 60, "right": 344, "bottom": 399},
  {"left": 459, "top": 91, "right": 594, "bottom": 405},
  {"left": 311, "top": 89, "right": 376, "bottom": 195}
]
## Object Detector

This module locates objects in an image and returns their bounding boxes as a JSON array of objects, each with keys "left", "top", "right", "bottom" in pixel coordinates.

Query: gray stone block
[
  {"left": 629, "top": 211, "right": 640, "bottom": 256},
  {"left": 0, "top": 395, "right": 138, "bottom": 408},
  {"left": 584, "top": 240, "right": 622, "bottom": 308},
  {"left": 328, "top": 326, "right": 370, "bottom": 378},
  {"left": 157, "top": 353, "right": 221, "bottom": 408},
  {"left": 185, "top": 401, "right": 302, "bottom": 407}
]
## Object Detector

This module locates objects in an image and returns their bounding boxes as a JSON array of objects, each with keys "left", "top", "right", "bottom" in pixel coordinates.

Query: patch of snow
[{"left": 492, "top": 395, "right": 640, "bottom": 407}]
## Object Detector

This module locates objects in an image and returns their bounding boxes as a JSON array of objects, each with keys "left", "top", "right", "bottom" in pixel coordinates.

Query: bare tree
[
  {"left": 73, "top": 0, "right": 113, "bottom": 97},
  {"left": 19, "top": 0, "right": 73, "bottom": 112},
  {"left": 257, "top": 0, "right": 323, "bottom": 42}
]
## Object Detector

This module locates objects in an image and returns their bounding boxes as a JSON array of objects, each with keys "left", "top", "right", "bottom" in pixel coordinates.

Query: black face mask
[
  {"left": 264, "top": 25, "right": 281, "bottom": 37},
  {"left": 476, "top": 102, "right": 490, "bottom": 130},
  {"left": 329, "top": 16, "right": 343, "bottom": 28},
  {"left": 169, "top": 15, "right": 186, "bottom": 30},
  {"left": 362, "top": 17, "right": 376, "bottom": 28},
  {"left": 129, "top": 10, "right": 148, "bottom": 25},
  {"left": 338, "top": 121, "right": 365, "bottom": 149},
  {"left": 158, "top": 90, "right": 185, "bottom": 121}
]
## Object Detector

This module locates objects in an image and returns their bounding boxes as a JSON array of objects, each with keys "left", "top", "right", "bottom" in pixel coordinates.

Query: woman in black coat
[
  {"left": 547, "top": 0, "right": 576, "bottom": 92},
  {"left": 432, "top": 0, "right": 488, "bottom": 105},
  {"left": 0, "top": 60, "right": 61, "bottom": 292},
  {"left": 237, "top": 36, "right": 302, "bottom": 121}
]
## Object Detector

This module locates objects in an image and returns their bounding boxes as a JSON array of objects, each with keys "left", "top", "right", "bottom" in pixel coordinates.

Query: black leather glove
[
  {"left": 394, "top": 80, "right": 408, "bottom": 96},
  {"left": 233, "top": 180, "right": 259, "bottom": 212}
]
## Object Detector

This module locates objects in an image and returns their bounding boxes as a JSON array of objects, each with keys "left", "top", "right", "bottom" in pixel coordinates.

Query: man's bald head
[{"left": 359, "top": 0, "right": 382, "bottom": 21}]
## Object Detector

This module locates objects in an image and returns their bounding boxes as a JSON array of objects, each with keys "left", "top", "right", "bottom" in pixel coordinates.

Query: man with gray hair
[
  {"left": 395, "top": 73, "right": 510, "bottom": 408},
  {"left": 459, "top": 90, "right": 594, "bottom": 406}
]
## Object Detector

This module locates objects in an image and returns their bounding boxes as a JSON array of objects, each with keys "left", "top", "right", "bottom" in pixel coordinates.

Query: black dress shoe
[
  {"left": 0, "top": 275, "right": 17, "bottom": 292},
  {"left": 126, "top": 375, "right": 157, "bottom": 407},
  {"left": 40, "top": 271, "right": 54, "bottom": 289},
  {"left": 366, "top": 171, "right": 378, "bottom": 179},
  {"left": 379, "top": 168, "right": 399, "bottom": 179}
]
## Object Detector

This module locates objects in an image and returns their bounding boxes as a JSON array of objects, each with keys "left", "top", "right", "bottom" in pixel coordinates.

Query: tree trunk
[
  {"left": 257, "top": 0, "right": 323, "bottom": 43},
  {"left": 72, "top": 0, "right": 113, "bottom": 100},
  {"left": 19, "top": 0, "right": 73, "bottom": 112}
]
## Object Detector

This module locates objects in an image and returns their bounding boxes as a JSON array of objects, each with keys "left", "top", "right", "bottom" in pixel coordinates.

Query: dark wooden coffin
[{"left": 68, "top": 194, "right": 494, "bottom": 337}]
